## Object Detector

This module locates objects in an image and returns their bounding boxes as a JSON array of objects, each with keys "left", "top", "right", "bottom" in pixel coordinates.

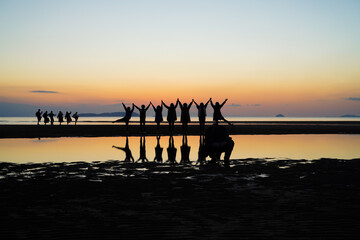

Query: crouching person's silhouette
[{"left": 202, "top": 123, "right": 234, "bottom": 167}]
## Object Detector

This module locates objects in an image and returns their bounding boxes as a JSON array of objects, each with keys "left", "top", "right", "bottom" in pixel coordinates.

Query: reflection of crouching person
[{"left": 203, "top": 123, "right": 234, "bottom": 167}]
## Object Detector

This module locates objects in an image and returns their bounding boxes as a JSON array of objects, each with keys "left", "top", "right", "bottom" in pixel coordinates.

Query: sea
[{"left": 0, "top": 116, "right": 359, "bottom": 125}]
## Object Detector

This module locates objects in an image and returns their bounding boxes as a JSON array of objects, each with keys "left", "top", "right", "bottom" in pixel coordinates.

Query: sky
[{"left": 0, "top": 0, "right": 359, "bottom": 116}]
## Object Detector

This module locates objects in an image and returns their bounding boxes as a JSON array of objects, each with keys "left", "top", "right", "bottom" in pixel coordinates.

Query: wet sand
[
  {"left": 1, "top": 121, "right": 360, "bottom": 138},
  {"left": 1, "top": 158, "right": 360, "bottom": 239}
]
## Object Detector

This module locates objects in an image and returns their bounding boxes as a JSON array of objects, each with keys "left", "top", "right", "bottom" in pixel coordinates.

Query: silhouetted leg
[
  {"left": 224, "top": 140, "right": 234, "bottom": 167},
  {"left": 222, "top": 117, "right": 233, "bottom": 126}
]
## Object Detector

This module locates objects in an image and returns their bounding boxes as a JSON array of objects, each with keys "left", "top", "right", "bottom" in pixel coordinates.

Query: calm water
[
  {"left": 0, "top": 135, "right": 359, "bottom": 163},
  {"left": 0, "top": 116, "right": 359, "bottom": 125}
]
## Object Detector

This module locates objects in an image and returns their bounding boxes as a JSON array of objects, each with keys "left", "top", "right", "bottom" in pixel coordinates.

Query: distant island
[
  {"left": 340, "top": 114, "right": 360, "bottom": 118},
  {"left": 79, "top": 112, "right": 139, "bottom": 117},
  {"left": 276, "top": 114, "right": 285, "bottom": 117}
]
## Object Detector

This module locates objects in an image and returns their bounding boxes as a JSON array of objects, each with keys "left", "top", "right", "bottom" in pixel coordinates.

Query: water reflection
[
  {"left": 154, "top": 135, "right": 163, "bottom": 163},
  {"left": 180, "top": 135, "right": 191, "bottom": 164},
  {"left": 137, "top": 135, "right": 148, "bottom": 163},
  {"left": 112, "top": 136, "right": 134, "bottom": 162},
  {"left": 167, "top": 135, "right": 177, "bottom": 164},
  {"left": 1, "top": 134, "right": 360, "bottom": 163}
]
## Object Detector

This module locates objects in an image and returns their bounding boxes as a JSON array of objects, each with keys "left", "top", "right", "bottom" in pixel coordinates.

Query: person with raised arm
[
  {"left": 35, "top": 109, "right": 42, "bottom": 125},
  {"left": 113, "top": 103, "right": 135, "bottom": 130},
  {"left": 134, "top": 102, "right": 151, "bottom": 132},
  {"left": 210, "top": 98, "right": 233, "bottom": 125},
  {"left": 194, "top": 98, "right": 211, "bottom": 133},
  {"left": 151, "top": 102, "right": 163, "bottom": 131},
  {"left": 179, "top": 99, "right": 194, "bottom": 133},
  {"left": 162, "top": 99, "right": 179, "bottom": 133}
]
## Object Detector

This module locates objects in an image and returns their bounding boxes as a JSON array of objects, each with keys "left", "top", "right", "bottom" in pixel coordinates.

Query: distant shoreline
[{"left": 1, "top": 121, "right": 360, "bottom": 138}]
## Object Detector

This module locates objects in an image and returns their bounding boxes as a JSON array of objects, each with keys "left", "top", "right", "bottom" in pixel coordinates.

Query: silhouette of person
[
  {"left": 112, "top": 136, "right": 134, "bottom": 162},
  {"left": 36, "top": 109, "right": 42, "bottom": 125},
  {"left": 137, "top": 135, "right": 148, "bottom": 163},
  {"left": 202, "top": 123, "right": 234, "bottom": 167},
  {"left": 162, "top": 99, "right": 179, "bottom": 133},
  {"left": 65, "top": 111, "right": 72, "bottom": 125},
  {"left": 49, "top": 111, "right": 56, "bottom": 125},
  {"left": 197, "top": 134, "right": 206, "bottom": 165},
  {"left": 194, "top": 98, "right": 211, "bottom": 133},
  {"left": 43, "top": 111, "right": 49, "bottom": 125},
  {"left": 151, "top": 102, "right": 163, "bottom": 131},
  {"left": 179, "top": 99, "right": 194, "bottom": 133},
  {"left": 134, "top": 103, "right": 151, "bottom": 132},
  {"left": 154, "top": 135, "right": 163, "bottom": 162},
  {"left": 72, "top": 112, "right": 79, "bottom": 125},
  {"left": 180, "top": 134, "right": 191, "bottom": 164},
  {"left": 113, "top": 103, "right": 135, "bottom": 130},
  {"left": 210, "top": 98, "right": 233, "bottom": 125},
  {"left": 167, "top": 135, "right": 177, "bottom": 164},
  {"left": 57, "top": 111, "right": 64, "bottom": 125}
]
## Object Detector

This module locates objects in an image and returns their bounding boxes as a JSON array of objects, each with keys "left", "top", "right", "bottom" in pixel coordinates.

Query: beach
[
  {"left": 1, "top": 158, "right": 360, "bottom": 239},
  {"left": 1, "top": 122, "right": 360, "bottom": 239},
  {"left": 1, "top": 121, "right": 360, "bottom": 138}
]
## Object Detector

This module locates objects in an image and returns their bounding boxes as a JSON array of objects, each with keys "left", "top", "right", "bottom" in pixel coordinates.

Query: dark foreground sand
[
  {"left": 1, "top": 158, "right": 360, "bottom": 239},
  {"left": 1, "top": 121, "right": 360, "bottom": 138}
]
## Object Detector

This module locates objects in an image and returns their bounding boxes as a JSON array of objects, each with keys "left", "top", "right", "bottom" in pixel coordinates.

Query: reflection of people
[
  {"left": 112, "top": 136, "right": 134, "bottom": 162},
  {"left": 36, "top": 109, "right": 42, "bottom": 125},
  {"left": 57, "top": 111, "right": 64, "bottom": 125},
  {"left": 137, "top": 135, "right": 148, "bottom": 163},
  {"left": 113, "top": 103, "right": 135, "bottom": 130},
  {"left": 134, "top": 103, "right": 151, "bottom": 132},
  {"left": 43, "top": 111, "right": 49, "bottom": 125},
  {"left": 154, "top": 135, "right": 163, "bottom": 162},
  {"left": 151, "top": 103, "right": 163, "bottom": 131},
  {"left": 179, "top": 100, "right": 194, "bottom": 133},
  {"left": 197, "top": 134, "right": 206, "bottom": 165},
  {"left": 194, "top": 98, "right": 211, "bottom": 134},
  {"left": 162, "top": 99, "right": 179, "bottom": 133},
  {"left": 49, "top": 111, "right": 56, "bottom": 125},
  {"left": 180, "top": 134, "right": 191, "bottom": 164},
  {"left": 167, "top": 135, "right": 177, "bottom": 164},
  {"left": 210, "top": 98, "right": 233, "bottom": 125},
  {"left": 72, "top": 112, "right": 79, "bottom": 125},
  {"left": 203, "top": 123, "right": 234, "bottom": 167}
]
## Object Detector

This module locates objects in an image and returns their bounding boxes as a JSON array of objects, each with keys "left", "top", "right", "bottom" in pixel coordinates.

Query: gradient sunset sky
[{"left": 0, "top": 0, "right": 359, "bottom": 116}]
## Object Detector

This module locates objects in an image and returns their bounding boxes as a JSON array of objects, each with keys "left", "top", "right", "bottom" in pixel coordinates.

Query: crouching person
[{"left": 202, "top": 123, "right": 234, "bottom": 167}]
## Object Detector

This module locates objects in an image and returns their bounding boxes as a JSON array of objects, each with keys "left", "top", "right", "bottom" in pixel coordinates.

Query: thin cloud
[
  {"left": 229, "top": 103, "right": 242, "bottom": 107},
  {"left": 30, "top": 90, "right": 59, "bottom": 94},
  {"left": 346, "top": 97, "right": 360, "bottom": 101},
  {"left": 246, "top": 104, "right": 262, "bottom": 107}
]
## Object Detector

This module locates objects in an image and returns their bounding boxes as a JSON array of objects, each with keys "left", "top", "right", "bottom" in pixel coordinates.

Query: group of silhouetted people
[
  {"left": 36, "top": 109, "right": 79, "bottom": 125},
  {"left": 113, "top": 98, "right": 233, "bottom": 133}
]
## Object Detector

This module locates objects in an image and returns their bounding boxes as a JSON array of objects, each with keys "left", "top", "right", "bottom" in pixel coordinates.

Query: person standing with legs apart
[
  {"left": 179, "top": 99, "right": 194, "bottom": 133},
  {"left": 134, "top": 103, "right": 151, "bottom": 132},
  {"left": 194, "top": 98, "right": 211, "bottom": 134}
]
